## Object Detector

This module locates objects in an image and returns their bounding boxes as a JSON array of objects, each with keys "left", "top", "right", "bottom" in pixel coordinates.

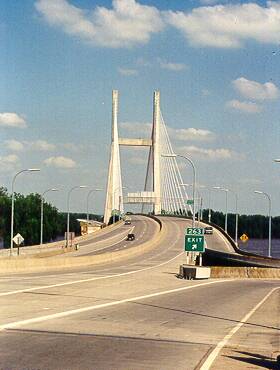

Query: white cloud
[
  {"left": 35, "top": 0, "right": 164, "bottom": 48},
  {"left": 202, "top": 89, "right": 210, "bottom": 96},
  {"left": 233, "top": 77, "right": 279, "bottom": 101},
  {"left": 120, "top": 122, "right": 152, "bottom": 136},
  {"left": 135, "top": 57, "right": 152, "bottom": 67},
  {"left": 199, "top": 0, "right": 223, "bottom": 4},
  {"left": 5, "top": 139, "right": 55, "bottom": 152},
  {"left": 168, "top": 127, "right": 215, "bottom": 141},
  {"left": 5, "top": 140, "right": 24, "bottom": 151},
  {"left": 31, "top": 140, "right": 56, "bottom": 151},
  {"left": 0, "top": 113, "right": 27, "bottom": 128},
  {"left": 226, "top": 99, "right": 262, "bottom": 113},
  {"left": 44, "top": 156, "right": 76, "bottom": 168},
  {"left": 118, "top": 67, "right": 138, "bottom": 76},
  {"left": 60, "top": 142, "right": 80, "bottom": 152},
  {"left": 158, "top": 59, "right": 187, "bottom": 71},
  {"left": 165, "top": 2, "right": 280, "bottom": 48},
  {"left": 0, "top": 154, "right": 20, "bottom": 173},
  {"left": 120, "top": 122, "right": 215, "bottom": 142},
  {"left": 178, "top": 145, "right": 236, "bottom": 160}
]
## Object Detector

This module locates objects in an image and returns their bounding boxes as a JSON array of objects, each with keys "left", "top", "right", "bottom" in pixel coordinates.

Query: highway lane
[
  {"left": 0, "top": 216, "right": 279, "bottom": 369},
  {"left": 74, "top": 215, "right": 159, "bottom": 257}
]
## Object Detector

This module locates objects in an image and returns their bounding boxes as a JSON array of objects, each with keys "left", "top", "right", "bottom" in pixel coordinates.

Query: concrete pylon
[
  {"left": 152, "top": 91, "right": 161, "bottom": 215},
  {"left": 104, "top": 90, "right": 162, "bottom": 224},
  {"left": 104, "top": 90, "right": 123, "bottom": 225},
  {"left": 143, "top": 91, "right": 161, "bottom": 214}
]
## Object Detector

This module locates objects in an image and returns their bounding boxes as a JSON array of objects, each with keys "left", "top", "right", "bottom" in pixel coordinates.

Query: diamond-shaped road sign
[
  {"left": 12, "top": 233, "right": 24, "bottom": 246},
  {"left": 240, "top": 233, "right": 249, "bottom": 243}
]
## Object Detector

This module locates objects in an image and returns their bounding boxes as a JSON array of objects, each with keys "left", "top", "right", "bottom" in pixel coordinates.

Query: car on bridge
[
  {"left": 124, "top": 218, "right": 131, "bottom": 225},
  {"left": 127, "top": 233, "right": 135, "bottom": 241},
  {"left": 204, "top": 226, "right": 213, "bottom": 235}
]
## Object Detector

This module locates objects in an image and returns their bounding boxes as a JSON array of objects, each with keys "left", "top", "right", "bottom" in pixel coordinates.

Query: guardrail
[
  {"left": 158, "top": 214, "right": 280, "bottom": 268},
  {"left": 0, "top": 215, "right": 164, "bottom": 273}
]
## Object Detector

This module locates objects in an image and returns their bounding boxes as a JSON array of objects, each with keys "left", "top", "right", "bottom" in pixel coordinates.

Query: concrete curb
[
  {"left": 0, "top": 218, "right": 166, "bottom": 274},
  {"left": 0, "top": 220, "right": 123, "bottom": 258},
  {"left": 211, "top": 266, "right": 280, "bottom": 279}
]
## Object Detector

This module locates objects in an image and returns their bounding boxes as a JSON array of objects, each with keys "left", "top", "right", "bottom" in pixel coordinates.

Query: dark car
[
  {"left": 204, "top": 226, "right": 213, "bottom": 235},
  {"left": 127, "top": 233, "right": 135, "bottom": 241},
  {"left": 124, "top": 219, "right": 131, "bottom": 225}
]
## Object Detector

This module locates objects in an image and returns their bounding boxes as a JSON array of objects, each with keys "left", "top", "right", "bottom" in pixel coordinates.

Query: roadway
[
  {"left": 68, "top": 215, "right": 159, "bottom": 257},
  {"left": 0, "top": 216, "right": 279, "bottom": 369}
]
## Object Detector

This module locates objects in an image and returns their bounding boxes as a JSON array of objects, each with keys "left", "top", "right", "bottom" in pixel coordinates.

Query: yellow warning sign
[{"left": 240, "top": 234, "right": 249, "bottom": 243}]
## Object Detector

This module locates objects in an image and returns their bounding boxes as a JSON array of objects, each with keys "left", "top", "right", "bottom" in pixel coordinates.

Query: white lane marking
[
  {"left": 82, "top": 226, "right": 135, "bottom": 254},
  {"left": 0, "top": 217, "right": 156, "bottom": 282},
  {"left": 0, "top": 249, "right": 184, "bottom": 297},
  {"left": 200, "top": 286, "right": 280, "bottom": 370},
  {"left": 0, "top": 280, "right": 230, "bottom": 331},
  {"left": 0, "top": 218, "right": 183, "bottom": 295},
  {"left": 212, "top": 229, "right": 233, "bottom": 252},
  {"left": 79, "top": 225, "right": 128, "bottom": 246}
]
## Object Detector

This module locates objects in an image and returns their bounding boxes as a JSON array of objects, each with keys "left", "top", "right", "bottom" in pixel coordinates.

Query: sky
[{"left": 1, "top": 0, "right": 280, "bottom": 216}]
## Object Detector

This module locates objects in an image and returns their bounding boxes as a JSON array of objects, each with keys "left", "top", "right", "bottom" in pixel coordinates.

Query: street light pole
[
  {"left": 113, "top": 186, "right": 127, "bottom": 223},
  {"left": 66, "top": 185, "right": 88, "bottom": 247},
  {"left": 228, "top": 190, "right": 238, "bottom": 245},
  {"left": 254, "top": 190, "right": 272, "bottom": 258},
  {"left": 208, "top": 188, "right": 212, "bottom": 223},
  {"left": 40, "top": 188, "right": 58, "bottom": 245},
  {"left": 10, "top": 168, "right": 40, "bottom": 256},
  {"left": 162, "top": 154, "right": 196, "bottom": 228},
  {"left": 213, "top": 186, "right": 229, "bottom": 233},
  {"left": 86, "top": 188, "right": 102, "bottom": 223}
]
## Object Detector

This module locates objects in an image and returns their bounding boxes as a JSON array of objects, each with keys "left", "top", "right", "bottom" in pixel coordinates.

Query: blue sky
[{"left": 1, "top": 0, "right": 280, "bottom": 216}]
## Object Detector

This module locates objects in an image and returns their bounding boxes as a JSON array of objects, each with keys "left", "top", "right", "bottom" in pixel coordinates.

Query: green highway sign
[
  {"left": 185, "top": 235, "right": 205, "bottom": 252},
  {"left": 186, "top": 199, "right": 194, "bottom": 205},
  {"left": 186, "top": 227, "right": 204, "bottom": 235}
]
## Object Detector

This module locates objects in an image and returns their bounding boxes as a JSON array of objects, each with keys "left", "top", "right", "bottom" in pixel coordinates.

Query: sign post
[{"left": 12, "top": 233, "right": 24, "bottom": 256}]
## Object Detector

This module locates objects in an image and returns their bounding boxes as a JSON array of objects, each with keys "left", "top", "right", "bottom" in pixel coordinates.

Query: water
[{"left": 238, "top": 239, "right": 280, "bottom": 259}]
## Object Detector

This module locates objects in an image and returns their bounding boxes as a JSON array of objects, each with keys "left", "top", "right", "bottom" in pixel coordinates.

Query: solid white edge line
[
  {"left": 0, "top": 250, "right": 184, "bottom": 297},
  {"left": 81, "top": 226, "right": 135, "bottom": 254},
  {"left": 199, "top": 286, "right": 280, "bottom": 370},
  {"left": 0, "top": 279, "right": 230, "bottom": 331}
]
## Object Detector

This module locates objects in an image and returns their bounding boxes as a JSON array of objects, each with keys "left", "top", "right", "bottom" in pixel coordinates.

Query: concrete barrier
[
  {"left": 0, "top": 220, "right": 123, "bottom": 258},
  {"left": 211, "top": 266, "right": 280, "bottom": 279},
  {"left": 0, "top": 217, "right": 166, "bottom": 274}
]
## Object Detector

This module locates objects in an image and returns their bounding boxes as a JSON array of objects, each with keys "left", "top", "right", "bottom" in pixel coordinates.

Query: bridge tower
[{"left": 104, "top": 90, "right": 190, "bottom": 225}]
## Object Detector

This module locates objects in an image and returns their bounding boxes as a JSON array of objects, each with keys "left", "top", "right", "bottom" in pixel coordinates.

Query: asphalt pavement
[{"left": 0, "top": 216, "right": 279, "bottom": 369}]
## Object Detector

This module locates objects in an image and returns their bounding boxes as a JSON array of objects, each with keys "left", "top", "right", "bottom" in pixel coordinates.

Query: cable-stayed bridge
[{"left": 104, "top": 90, "right": 191, "bottom": 224}]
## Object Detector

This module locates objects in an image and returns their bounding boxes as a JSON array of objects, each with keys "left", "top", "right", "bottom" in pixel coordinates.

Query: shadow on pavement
[
  {"left": 225, "top": 350, "right": 279, "bottom": 369},
  {"left": 132, "top": 302, "right": 280, "bottom": 331}
]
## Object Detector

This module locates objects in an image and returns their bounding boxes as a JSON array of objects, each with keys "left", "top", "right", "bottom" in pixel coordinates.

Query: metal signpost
[{"left": 12, "top": 233, "right": 24, "bottom": 256}]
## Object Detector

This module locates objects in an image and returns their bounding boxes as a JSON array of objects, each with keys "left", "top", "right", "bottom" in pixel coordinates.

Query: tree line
[
  {"left": 207, "top": 210, "right": 280, "bottom": 240},
  {"left": 162, "top": 208, "right": 280, "bottom": 240},
  {"left": 0, "top": 187, "right": 102, "bottom": 248}
]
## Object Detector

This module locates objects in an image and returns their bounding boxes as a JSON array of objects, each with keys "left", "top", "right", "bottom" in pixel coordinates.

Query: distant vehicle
[
  {"left": 126, "top": 212, "right": 133, "bottom": 215},
  {"left": 127, "top": 233, "right": 135, "bottom": 241},
  {"left": 204, "top": 226, "right": 213, "bottom": 235},
  {"left": 124, "top": 219, "right": 131, "bottom": 225}
]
